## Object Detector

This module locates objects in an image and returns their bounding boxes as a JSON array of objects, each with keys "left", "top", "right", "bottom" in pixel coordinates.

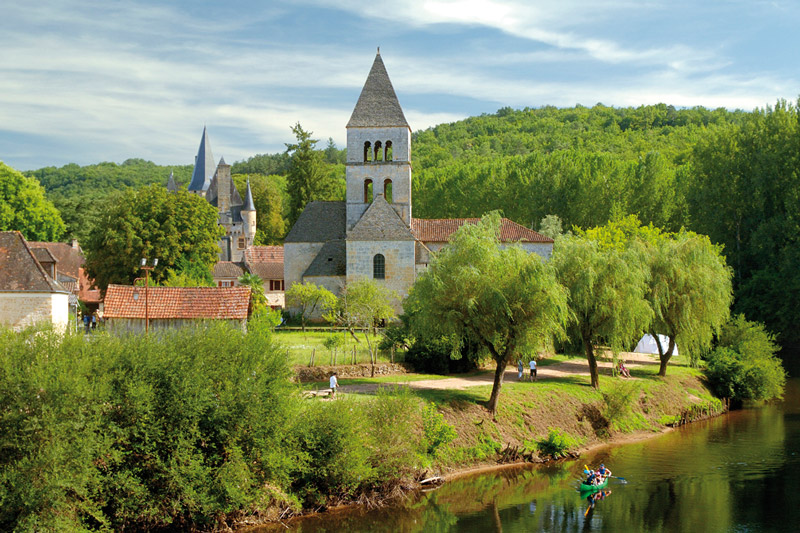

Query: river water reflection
[{"left": 258, "top": 379, "right": 800, "bottom": 532}]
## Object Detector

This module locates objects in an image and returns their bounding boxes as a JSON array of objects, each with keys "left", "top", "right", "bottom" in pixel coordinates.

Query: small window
[
  {"left": 238, "top": 237, "right": 245, "bottom": 249},
  {"left": 364, "top": 179, "right": 373, "bottom": 203},
  {"left": 374, "top": 140, "right": 382, "bottom": 161},
  {"left": 270, "top": 280, "right": 285, "bottom": 291},
  {"left": 384, "top": 179, "right": 393, "bottom": 203},
  {"left": 218, "top": 280, "right": 234, "bottom": 288},
  {"left": 373, "top": 254, "right": 385, "bottom": 279},
  {"left": 385, "top": 140, "right": 393, "bottom": 161},
  {"left": 363, "top": 141, "right": 371, "bottom": 162}
]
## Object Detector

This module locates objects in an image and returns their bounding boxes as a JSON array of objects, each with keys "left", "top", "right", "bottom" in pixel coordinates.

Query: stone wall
[
  {"left": 284, "top": 242, "right": 325, "bottom": 296},
  {"left": 295, "top": 362, "right": 411, "bottom": 382},
  {"left": 346, "top": 240, "right": 416, "bottom": 306},
  {"left": 346, "top": 126, "right": 410, "bottom": 163},
  {"left": 0, "top": 292, "right": 69, "bottom": 332}
]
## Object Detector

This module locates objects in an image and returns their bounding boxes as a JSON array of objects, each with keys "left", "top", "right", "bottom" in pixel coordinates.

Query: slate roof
[
  {"left": 347, "top": 195, "right": 415, "bottom": 241},
  {"left": 304, "top": 240, "right": 346, "bottom": 277},
  {"left": 244, "top": 246, "right": 284, "bottom": 263},
  {"left": 242, "top": 179, "right": 255, "bottom": 211},
  {"left": 411, "top": 218, "right": 554, "bottom": 243},
  {"left": 0, "top": 232, "right": 69, "bottom": 293},
  {"left": 284, "top": 201, "right": 346, "bottom": 243},
  {"left": 213, "top": 261, "right": 246, "bottom": 278},
  {"left": 188, "top": 126, "right": 215, "bottom": 192},
  {"left": 103, "top": 285, "right": 250, "bottom": 320},
  {"left": 206, "top": 172, "right": 244, "bottom": 208},
  {"left": 347, "top": 51, "right": 409, "bottom": 129}
]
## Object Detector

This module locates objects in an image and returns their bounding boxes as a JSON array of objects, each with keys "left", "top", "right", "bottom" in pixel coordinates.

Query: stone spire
[
  {"left": 166, "top": 170, "right": 178, "bottom": 192},
  {"left": 188, "top": 126, "right": 215, "bottom": 192},
  {"left": 346, "top": 51, "right": 409, "bottom": 128}
]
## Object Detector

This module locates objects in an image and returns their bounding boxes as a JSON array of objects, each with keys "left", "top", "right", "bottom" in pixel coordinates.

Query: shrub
[
  {"left": 366, "top": 387, "right": 425, "bottom": 477},
  {"left": 536, "top": 428, "right": 582, "bottom": 459},
  {"left": 421, "top": 403, "right": 457, "bottom": 457},
  {"left": 601, "top": 382, "right": 639, "bottom": 431},
  {"left": 289, "top": 399, "right": 374, "bottom": 506},
  {"left": 704, "top": 316, "right": 786, "bottom": 402},
  {"left": 405, "top": 336, "right": 478, "bottom": 375}
]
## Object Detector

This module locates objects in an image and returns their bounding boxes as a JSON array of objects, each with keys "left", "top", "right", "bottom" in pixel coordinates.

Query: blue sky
[{"left": 2, "top": 0, "right": 798, "bottom": 171}]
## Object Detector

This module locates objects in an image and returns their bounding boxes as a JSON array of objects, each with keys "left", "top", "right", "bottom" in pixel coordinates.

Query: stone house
[
  {"left": 211, "top": 245, "right": 285, "bottom": 309},
  {"left": 0, "top": 231, "right": 71, "bottom": 332},
  {"left": 103, "top": 285, "right": 251, "bottom": 333},
  {"left": 28, "top": 239, "right": 103, "bottom": 313},
  {"left": 284, "top": 51, "right": 553, "bottom": 311}
]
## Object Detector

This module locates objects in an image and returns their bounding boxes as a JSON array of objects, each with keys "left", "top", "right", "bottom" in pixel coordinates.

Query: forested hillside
[{"left": 20, "top": 101, "right": 800, "bottom": 364}]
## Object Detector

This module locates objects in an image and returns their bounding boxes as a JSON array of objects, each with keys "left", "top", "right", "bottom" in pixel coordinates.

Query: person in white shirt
[
  {"left": 529, "top": 359, "right": 537, "bottom": 381},
  {"left": 329, "top": 372, "right": 339, "bottom": 397}
]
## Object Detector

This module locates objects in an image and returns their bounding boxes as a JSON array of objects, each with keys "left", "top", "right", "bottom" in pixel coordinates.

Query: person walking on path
[
  {"left": 529, "top": 358, "right": 537, "bottom": 381},
  {"left": 329, "top": 372, "right": 339, "bottom": 398},
  {"left": 518, "top": 359, "right": 524, "bottom": 380}
]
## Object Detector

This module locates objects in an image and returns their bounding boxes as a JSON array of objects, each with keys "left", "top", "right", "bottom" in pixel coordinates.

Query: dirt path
[{"left": 340, "top": 351, "right": 664, "bottom": 394}]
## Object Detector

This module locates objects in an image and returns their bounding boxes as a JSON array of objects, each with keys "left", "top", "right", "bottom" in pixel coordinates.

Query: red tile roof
[
  {"left": 213, "top": 261, "right": 246, "bottom": 278},
  {"left": 0, "top": 231, "right": 69, "bottom": 293},
  {"left": 103, "top": 285, "right": 250, "bottom": 320},
  {"left": 244, "top": 246, "right": 283, "bottom": 263},
  {"left": 411, "top": 218, "right": 553, "bottom": 243},
  {"left": 28, "top": 240, "right": 103, "bottom": 303}
]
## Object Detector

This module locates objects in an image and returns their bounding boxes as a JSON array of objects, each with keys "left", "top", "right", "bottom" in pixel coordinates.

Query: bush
[
  {"left": 536, "top": 428, "right": 582, "bottom": 459},
  {"left": 704, "top": 316, "right": 786, "bottom": 402},
  {"left": 0, "top": 323, "right": 297, "bottom": 531},
  {"left": 405, "top": 336, "right": 479, "bottom": 375},
  {"left": 601, "top": 382, "right": 639, "bottom": 431},
  {"left": 421, "top": 403, "right": 457, "bottom": 457}
]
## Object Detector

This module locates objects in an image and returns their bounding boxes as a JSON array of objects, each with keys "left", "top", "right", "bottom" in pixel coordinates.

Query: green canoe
[{"left": 579, "top": 477, "right": 609, "bottom": 492}]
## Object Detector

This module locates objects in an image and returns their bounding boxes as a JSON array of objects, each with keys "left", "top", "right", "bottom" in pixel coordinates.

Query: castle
[
  {"left": 169, "top": 128, "right": 257, "bottom": 263},
  {"left": 284, "top": 51, "right": 553, "bottom": 308}
]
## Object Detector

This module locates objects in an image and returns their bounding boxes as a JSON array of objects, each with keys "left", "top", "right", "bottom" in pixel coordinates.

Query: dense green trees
[
  {"left": 0, "top": 161, "right": 65, "bottom": 240},
  {"left": 285, "top": 123, "right": 342, "bottom": 226},
  {"left": 83, "top": 186, "right": 223, "bottom": 292},
  {"left": 406, "top": 213, "right": 568, "bottom": 416},
  {"left": 285, "top": 282, "right": 337, "bottom": 332}
]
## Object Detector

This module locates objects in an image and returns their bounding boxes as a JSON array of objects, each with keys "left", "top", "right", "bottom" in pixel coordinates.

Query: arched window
[
  {"left": 384, "top": 179, "right": 393, "bottom": 203},
  {"left": 385, "top": 140, "right": 393, "bottom": 161},
  {"left": 374, "top": 141, "right": 382, "bottom": 161},
  {"left": 364, "top": 179, "right": 373, "bottom": 203},
  {"left": 363, "top": 141, "right": 371, "bottom": 162},
  {"left": 373, "top": 254, "right": 385, "bottom": 279}
]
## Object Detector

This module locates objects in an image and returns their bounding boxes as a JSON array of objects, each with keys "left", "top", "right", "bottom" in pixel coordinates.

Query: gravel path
[{"left": 339, "top": 351, "right": 664, "bottom": 394}]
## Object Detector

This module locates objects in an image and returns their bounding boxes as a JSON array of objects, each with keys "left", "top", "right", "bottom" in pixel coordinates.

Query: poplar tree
[{"left": 285, "top": 123, "right": 337, "bottom": 226}]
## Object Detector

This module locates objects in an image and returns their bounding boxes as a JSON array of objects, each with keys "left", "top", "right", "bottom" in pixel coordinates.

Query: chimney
[{"left": 71, "top": 238, "right": 79, "bottom": 249}]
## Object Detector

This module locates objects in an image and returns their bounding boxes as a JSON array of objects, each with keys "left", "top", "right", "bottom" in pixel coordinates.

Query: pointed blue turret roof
[
  {"left": 188, "top": 126, "right": 215, "bottom": 192},
  {"left": 242, "top": 178, "right": 255, "bottom": 211}
]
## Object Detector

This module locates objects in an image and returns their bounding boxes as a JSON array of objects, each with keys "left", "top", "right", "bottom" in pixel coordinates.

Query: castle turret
[
  {"left": 215, "top": 156, "right": 232, "bottom": 222},
  {"left": 345, "top": 49, "right": 412, "bottom": 229},
  {"left": 241, "top": 178, "right": 257, "bottom": 243},
  {"left": 166, "top": 170, "right": 178, "bottom": 192}
]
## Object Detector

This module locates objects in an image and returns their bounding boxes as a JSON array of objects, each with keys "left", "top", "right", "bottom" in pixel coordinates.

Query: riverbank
[{"left": 252, "top": 353, "right": 724, "bottom": 531}]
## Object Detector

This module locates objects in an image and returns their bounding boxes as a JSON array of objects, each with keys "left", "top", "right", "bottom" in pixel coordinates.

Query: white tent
[{"left": 634, "top": 334, "right": 678, "bottom": 355}]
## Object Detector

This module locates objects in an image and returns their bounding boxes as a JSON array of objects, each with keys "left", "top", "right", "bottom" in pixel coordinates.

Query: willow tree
[
  {"left": 647, "top": 230, "right": 733, "bottom": 375},
  {"left": 551, "top": 234, "right": 652, "bottom": 389},
  {"left": 405, "top": 213, "right": 568, "bottom": 417}
]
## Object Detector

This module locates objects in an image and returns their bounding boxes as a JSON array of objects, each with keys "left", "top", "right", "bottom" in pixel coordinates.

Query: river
[{"left": 257, "top": 378, "right": 800, "bottom": 532}]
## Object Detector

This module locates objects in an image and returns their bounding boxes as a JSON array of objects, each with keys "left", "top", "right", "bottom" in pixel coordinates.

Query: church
[{"left": 284, "top": 51, "right": 553, "bottom": 309}]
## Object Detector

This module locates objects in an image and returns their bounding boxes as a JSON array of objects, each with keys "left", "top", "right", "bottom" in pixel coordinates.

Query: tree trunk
[
  {"left": 487, "top": 359, "right": 507, "bottom": 418},
  {"left": 584, "top": 336, "right": 599, "bottom": 389},
  {"left": 364, "top": 331, "right": 375, "bottom": 377},
  {"left": 658, "top": 336, "right": 676, "bottom": 377}
]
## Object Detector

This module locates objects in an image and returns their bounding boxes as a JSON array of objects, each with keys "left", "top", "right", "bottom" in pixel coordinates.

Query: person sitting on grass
[{"left": 618, "top": 360, "right": 631, "bottom": 378}]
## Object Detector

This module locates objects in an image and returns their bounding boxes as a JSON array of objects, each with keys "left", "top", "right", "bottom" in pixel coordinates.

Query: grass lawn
[{"left": 274, "top": 328, "right": 405, "bottom": 367}]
